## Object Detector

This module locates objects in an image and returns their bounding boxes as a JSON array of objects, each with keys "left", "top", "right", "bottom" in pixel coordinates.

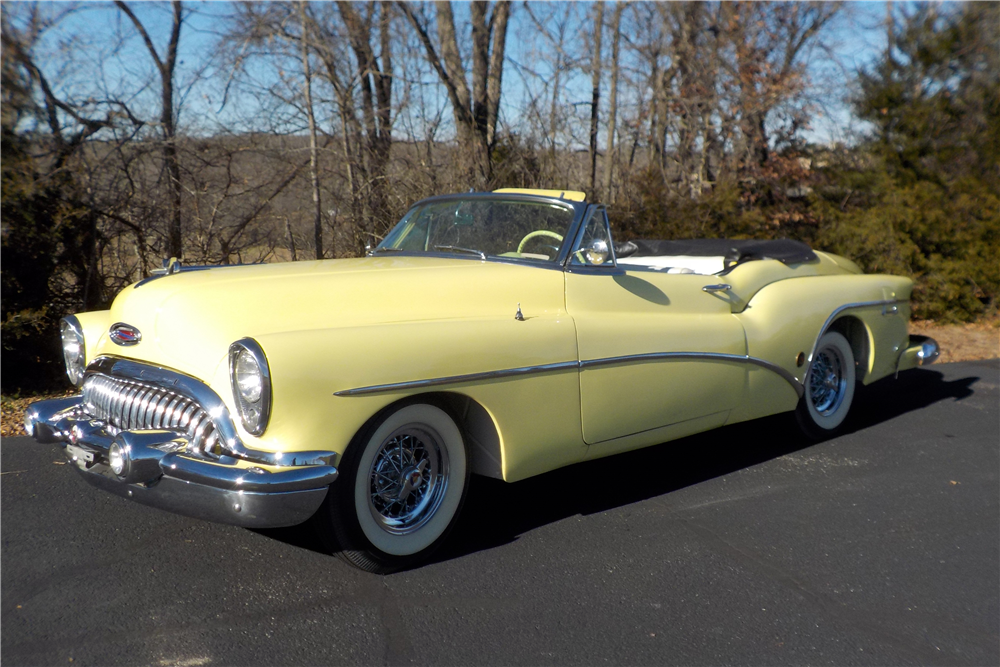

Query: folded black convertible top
[{"left": 617, "top": 238, "right": 818, "bottom": 267}]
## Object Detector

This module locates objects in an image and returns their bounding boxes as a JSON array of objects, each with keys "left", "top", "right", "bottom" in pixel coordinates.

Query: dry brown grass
[
  {"left": 3, "top": 319, "right": 997, "bottom": 439},
  {"left": 910, "top": 316, "right": 1000, "bottom": 365}
]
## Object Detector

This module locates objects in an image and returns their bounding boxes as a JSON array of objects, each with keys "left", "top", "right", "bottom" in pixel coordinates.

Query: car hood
[{"left": 95, "top": 256, "right": 566, "bottom": 380}]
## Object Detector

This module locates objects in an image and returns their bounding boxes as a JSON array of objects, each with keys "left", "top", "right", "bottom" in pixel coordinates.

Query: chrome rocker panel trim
[
  {"left": 24, "top": 396, "right": 338, "bottom": 530},
  {"left": 335, "top": 353, "right": 806, "bottom": 398}
]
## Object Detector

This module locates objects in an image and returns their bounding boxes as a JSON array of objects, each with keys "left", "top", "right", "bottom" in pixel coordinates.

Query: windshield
[{"left": 376, "top": 198, "right": 577, "bottom": 262}]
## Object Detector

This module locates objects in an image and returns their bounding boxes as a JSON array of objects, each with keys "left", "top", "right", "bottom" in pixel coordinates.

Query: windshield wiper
[
  {"left": 433, "top": 245, "right": 487, "bottom": 260},
  {"left": 369, "top": 246, "right": 404, "bottom": 255}
]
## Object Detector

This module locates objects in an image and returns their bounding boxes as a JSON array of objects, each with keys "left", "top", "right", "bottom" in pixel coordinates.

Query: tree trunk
[
  {"left": 115, "top": 0, "right": 184, "bottom": 259},
  {"left": 588, "top": 2, "right": 604, "bottom": 198},
  {"left": 400, "top": 0, "right": 511, "bottom": 189},
  {"left": 603, "top": 2, "right": 624, "bottom": 204},
  {"left": 298, "top": 2, "right": 324, "bottom": 260}
]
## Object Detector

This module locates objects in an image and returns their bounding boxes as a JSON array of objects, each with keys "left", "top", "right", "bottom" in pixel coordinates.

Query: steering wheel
[{"left": 517, "top": 230, "right": 564, "bottom": 254}]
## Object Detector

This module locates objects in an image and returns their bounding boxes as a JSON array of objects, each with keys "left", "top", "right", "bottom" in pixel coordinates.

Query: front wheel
[
  {"left": 317, "top": 401, "right": 469, "bottom": 573},
  {"left": 795, "top": 331, "right": 857, "bottom": 439}
]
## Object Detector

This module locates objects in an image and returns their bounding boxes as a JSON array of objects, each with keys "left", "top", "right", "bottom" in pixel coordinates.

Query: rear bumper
[
  {"left": 896, "top": 335, "right": 941, "bottom": 374},
  {"left": 23, "top": 397, "right": 337, "bottom": 528}
]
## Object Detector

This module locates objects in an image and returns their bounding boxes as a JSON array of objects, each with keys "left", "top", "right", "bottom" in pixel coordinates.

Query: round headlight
[
  {"left": 234, "top": 349, "right": 263, "bottom": 403},
  {"left": 60, "top": 317, "right": 86, "bottom": 386},
  {"left": 228, "top": 338, "right": 271, "bottom": 436}
]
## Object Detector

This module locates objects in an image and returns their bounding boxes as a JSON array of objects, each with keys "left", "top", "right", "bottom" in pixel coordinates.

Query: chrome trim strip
[
  {"left": 808, "top": 299, "right": 904, "bottom": 364},
  {"left": 335, "top": 352, "right": 805, "bottom": 398},
  {"left": 580, "top": 352, "right": 804, "bottom": 398},
  {"left": 745, "top": 357, "right": 805, "bottom": 397},
  {"left": 334, "top": 361, "right": 580, "bottom": 396}
]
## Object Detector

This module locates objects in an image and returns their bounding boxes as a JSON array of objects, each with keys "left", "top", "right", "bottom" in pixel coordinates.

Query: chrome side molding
[{"left": 335, "top": 352, "right": 805, "bottom": 398}]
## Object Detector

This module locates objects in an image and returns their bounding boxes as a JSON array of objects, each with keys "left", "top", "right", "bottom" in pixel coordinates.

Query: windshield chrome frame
[{"left": 374, "top": 193, "right": 590, "bottom": 268}]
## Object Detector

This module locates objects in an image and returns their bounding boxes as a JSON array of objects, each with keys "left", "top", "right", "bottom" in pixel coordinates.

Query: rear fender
[{"left": 729, "top": 275, "right": 912, "bottom": 423}]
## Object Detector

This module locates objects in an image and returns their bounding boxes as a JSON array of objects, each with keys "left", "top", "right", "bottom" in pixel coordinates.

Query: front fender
[
  {"left": 235, "top": 316, "right": 583, "bottom": 479},
  {"left": 74, "top": 310, "right": 111, "bottom": 367}
]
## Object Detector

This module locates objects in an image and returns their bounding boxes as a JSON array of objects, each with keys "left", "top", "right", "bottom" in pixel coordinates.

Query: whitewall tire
[
  {"left": 318, "top": 400, "right": 469, "bottom": 573},
  {"left": 796, "top": 331, "right": 857, "bottom": 438}
]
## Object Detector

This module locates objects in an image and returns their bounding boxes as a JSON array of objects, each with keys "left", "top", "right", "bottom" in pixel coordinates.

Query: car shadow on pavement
[
  {"left": 256, "top": 366, "right": 980, "bottom": 565},
  {"left": 431, "top": 366, "right": 980, "bottom": 566}
]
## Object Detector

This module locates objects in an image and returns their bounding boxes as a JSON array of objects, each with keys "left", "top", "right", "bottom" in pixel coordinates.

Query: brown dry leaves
[{"left": 1, "top": 390, "right": 74, "bottom": 438}]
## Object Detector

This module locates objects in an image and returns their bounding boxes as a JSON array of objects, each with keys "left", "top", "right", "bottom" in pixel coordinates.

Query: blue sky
[{"left": 16, "top": 1, "right": 891, "bottom": 147}]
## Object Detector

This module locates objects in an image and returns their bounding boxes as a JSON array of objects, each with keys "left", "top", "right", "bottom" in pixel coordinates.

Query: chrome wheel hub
[
  {"left": 367, "top": 427, "right": 449, "bottom": 535},
  {"left": 808, "top": 347, "right": 847, "bottom": 415}
]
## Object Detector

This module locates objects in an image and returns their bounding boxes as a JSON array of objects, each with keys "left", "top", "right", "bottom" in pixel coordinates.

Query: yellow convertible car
[{"left": 24, "top": 189, "right": 939, "bottom": 572}]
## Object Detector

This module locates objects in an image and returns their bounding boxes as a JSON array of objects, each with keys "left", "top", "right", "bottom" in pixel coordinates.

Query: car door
[{"left": 565, "top": 209, "right": 748, "bottom": 444}]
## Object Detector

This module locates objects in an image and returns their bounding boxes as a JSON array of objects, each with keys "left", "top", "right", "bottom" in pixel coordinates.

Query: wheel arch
[
  {"left": 825, "top": 315, "right": 874, "bottom": 383},
  {"left": 345, "top": 391, "right": 505, "bottom": 481}
]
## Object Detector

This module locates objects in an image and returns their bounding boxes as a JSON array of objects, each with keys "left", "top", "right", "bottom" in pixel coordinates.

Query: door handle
[{"left": 702, "top": 284, "right": 732, "bottom": 293}]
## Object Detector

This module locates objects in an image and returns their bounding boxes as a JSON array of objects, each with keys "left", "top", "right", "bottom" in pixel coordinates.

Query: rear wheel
[
  {"left": 795, "top": 331, "right": 856, "bottom": 439},
  {"left": 317, "top": 401, "right": 469, "bottom": 573}
]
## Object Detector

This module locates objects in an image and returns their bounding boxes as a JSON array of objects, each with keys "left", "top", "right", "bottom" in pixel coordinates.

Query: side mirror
[{"left": 584, "top": 239, "right": 610, "bottom": 265}]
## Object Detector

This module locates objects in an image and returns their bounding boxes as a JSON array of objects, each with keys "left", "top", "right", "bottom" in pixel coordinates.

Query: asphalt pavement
[{"left": 2, "top": 360, "right": 998, "bottom": 666}]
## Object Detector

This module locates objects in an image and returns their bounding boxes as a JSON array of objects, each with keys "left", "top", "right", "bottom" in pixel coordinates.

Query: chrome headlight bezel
[
  {"left": 228, "top": 338, "right": 272, "bottom": 436},
  {"left": 60, "top": 316, "right": 86, "bottom": 387}
]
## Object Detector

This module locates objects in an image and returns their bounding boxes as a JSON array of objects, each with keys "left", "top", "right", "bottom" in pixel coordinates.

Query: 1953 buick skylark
[{"left": 25, "top": 188, "right": 939, "bottom": 572}]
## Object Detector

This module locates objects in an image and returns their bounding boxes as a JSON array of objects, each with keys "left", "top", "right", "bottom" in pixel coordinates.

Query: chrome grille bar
[{"left": 81, "top": 374, "right": 216, "bottom": 453}]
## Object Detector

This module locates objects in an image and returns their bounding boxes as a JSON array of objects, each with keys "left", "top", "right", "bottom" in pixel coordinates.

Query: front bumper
[{"left": 24, "top": 396, "right": 338, "bottom": 528}]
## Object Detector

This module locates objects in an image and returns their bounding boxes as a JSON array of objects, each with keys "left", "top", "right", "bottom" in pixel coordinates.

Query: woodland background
[{"left": 2, "top": 1, "right": 998, "bottom": 392}]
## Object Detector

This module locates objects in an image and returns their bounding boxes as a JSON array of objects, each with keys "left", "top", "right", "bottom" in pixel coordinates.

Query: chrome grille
[{"left": 81, "top": 374, "right": 218, "bottom": 452}]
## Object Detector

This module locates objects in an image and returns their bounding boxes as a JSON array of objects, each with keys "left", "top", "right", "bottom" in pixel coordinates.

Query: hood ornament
[
  {"left": 514, "top": 303, "right": 524, "bottom": 321},
  {"left": 109, "top": 323, "right": 142, "bottom": 346}
]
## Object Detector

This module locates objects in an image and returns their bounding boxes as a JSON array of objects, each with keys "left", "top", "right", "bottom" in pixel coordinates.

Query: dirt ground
[
  {"left": 910, "top": 318, "right": 1000, "bottom": 365},
  {"left": 3, "top": 320, "right": 997, "bottom": 438}
]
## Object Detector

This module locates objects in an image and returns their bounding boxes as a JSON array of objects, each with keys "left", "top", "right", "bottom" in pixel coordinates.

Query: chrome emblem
[{"left": 109, "top": 323, "right": 142, "bottom": 346}]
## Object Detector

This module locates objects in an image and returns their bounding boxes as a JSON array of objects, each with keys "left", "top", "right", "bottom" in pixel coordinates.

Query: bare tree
[
  {"left": 603, "top": 1, "right": 626, "bottom": 203},
  {"left": 517, "top": 2, "right": 578, "bottom": 184},
  {"left": 587, "top": 2, "right": 604, "bottom": 198},
  {"left": 297, "top": 1, "right": 324, "bottom": 259},
  {"left": 114, "top": 0, "right": 184, "bottom": 259},
  {"left": 399, "top": 0, "right": 511, "bottom": 188},
  {"left": 720, "top": 2, "right": 840, "bottom": 172}
]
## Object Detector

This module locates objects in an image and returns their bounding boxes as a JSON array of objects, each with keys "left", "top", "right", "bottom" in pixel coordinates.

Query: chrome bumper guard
[
  {"left": 896, "top": 334, "right": 941, "bottom": 375},
  {"left": 23, "top": 396, "right": 338, "bottom": 529}
]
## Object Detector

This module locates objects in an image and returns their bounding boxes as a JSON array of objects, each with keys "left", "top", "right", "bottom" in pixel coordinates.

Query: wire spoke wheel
[
  {"left": 368, "top": 428, "right": 449, "bottom": 535},
  {"left": 796, "top": 330, "right": 857, "bottom": 438},
  {"left": 318, "top": 401, "right": 469, "bottom": 574},
  {"left": 808, "top": 347, "right": 847, "bottom": 416}
]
